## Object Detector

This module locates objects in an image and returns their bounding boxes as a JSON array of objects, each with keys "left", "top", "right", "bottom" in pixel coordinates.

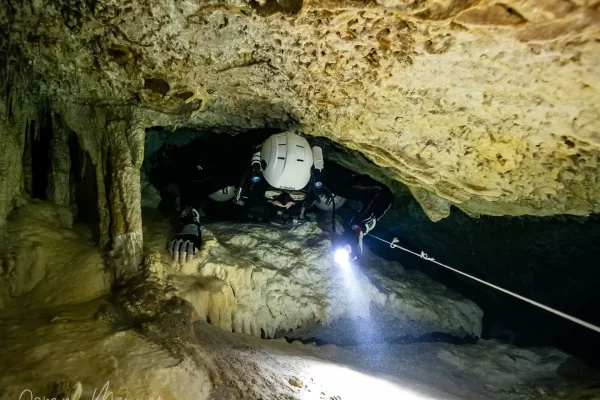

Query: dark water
[{"left": 371, "top": 201, "right": 600, "bottom": 368}]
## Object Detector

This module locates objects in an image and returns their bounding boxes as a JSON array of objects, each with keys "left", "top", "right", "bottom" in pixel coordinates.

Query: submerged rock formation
[
  {"left": 0, "top": 317, "right": 211, "bottom": 400},
  {"left": 1, "top": 202, "right": 598, "bottom": 400},
  {"left": 0, "top": 201, "right": 111, "bottom": 310},
  {"left": 1, "top": 0, "right": 600, "bottom": 398},
  {"left": 143, "top": 210, "right": 483, "bottom": 338}
]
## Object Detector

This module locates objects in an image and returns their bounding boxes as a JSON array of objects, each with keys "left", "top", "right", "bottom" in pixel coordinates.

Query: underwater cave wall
[
  {"left": 2, "top": 0, "right": 600, "bottom": 353},
  {"left": 3, "top": 0, "right": 600, "bottom": 220},
  {"left": 46, "top": 113, "right": 72, "bottom": 208},
  {"left": 0, "top": 79, "right": 148, "bottom": 282},
  {"left": 0, "top": 100, "right": 25, "bottom": 234},
  {"left": 0, "top": 79, "right": 39, "bottom": 236}
]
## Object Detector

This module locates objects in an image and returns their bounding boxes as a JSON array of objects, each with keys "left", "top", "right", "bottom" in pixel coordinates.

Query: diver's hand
[
  {"left": 168, "top": 225, "right": 202, "bottom": 264},
  {"left": 342, "top": 226, "right": 364, "bottom": 261},
  {"left": 169, "top": 207, "right": 202, "bottom": 264},
  {"left": 244, "top": 198, "right": 269, "bottom": 222},
  {"left": 246, "top": 206, "right": 267, "bottom": 222}
]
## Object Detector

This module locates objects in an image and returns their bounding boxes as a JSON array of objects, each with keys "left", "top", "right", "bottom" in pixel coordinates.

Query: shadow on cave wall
[
  {"left": 21, "top": 111, "right": 101, "bottom": 242},
  {"left": 143, "top": 127, "right": 600, "bottom": 367}
]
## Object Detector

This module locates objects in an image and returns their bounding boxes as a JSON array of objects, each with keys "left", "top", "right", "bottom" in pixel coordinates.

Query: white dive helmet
[
  {"left": 208, "top": 186, "right": 236, "bottom": 202},
  {"left": 260, "top": 132, "right": 313, "bottom": 190}
]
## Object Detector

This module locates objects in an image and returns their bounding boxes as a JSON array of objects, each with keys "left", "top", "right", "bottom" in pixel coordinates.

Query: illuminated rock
[
  {"left": 0, "top": 201, "right": 111, "bottom": 310},
  {"left": 143, "top": 213, "right": 483, "bottom": 338}
]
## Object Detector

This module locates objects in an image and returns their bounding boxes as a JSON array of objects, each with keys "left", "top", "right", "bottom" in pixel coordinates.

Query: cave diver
[{"left": 168, "top": 131, "right": 393, "bottom": 265}]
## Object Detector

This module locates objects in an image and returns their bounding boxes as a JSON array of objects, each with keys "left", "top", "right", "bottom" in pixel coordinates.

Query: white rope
[{"left": 367, "top": 234, "right": 600, "bottom": 334}]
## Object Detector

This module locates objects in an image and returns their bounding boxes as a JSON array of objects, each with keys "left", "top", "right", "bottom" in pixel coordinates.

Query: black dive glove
[
  {"left": 344, "top": 225, "right": 364, "bottom": 260},
  {"left": 341, "top": 214, "right": 377, "bottom": 260},
  {"left": 332, "top": 226, "right": 364, "bottom": 264},
  {"left": 244, "top": 194, "right": 269, "bottom": 222},
  {"left": 168, "top": 207, "right": 202, "bottom": 265}
]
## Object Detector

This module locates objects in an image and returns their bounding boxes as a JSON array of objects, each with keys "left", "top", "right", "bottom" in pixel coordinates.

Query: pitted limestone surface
[{"left": 2, "top": 0, "right": 600, "bottom": 219}]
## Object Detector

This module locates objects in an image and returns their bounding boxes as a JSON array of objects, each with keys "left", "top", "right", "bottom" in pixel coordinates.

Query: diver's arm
[
  {"left": 322, "top": 162, "right": 393, "bottom": 234},
  {"left": 169, "top": 163, "right": 206, "bottom": 265},
  {"left": 323, "top": 162, "right": 393, "bottom": 260},
  {"left": 168, "top": 205, "right": 202, "bottom": 265},
  {"left": 349, "top": 185, "right": 393, "bottom": 234},
  {"left": 170, "top": 157, "right": 241, "bottom": 264}
]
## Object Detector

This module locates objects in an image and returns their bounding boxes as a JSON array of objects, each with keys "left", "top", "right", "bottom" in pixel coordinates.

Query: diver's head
[
  {"left": 264, "top": 189, "right": 309, "bottom": 208},
  {"left": 260, "top": 132, "right": 313, "bottom": 191},
  {"left": 272, "top": 191, "right": 293, "bottom": 208}
]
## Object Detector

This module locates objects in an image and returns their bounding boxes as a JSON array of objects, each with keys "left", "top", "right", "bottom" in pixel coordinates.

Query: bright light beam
[
  {"left": 333, "top": 246, "right": 382, "bottom": 345},
  {"left": 300, "top": 363, "right": 435, "bottom": 400},
  {"left": 334, "top": 247, "right": 350, "bottom": 268}
]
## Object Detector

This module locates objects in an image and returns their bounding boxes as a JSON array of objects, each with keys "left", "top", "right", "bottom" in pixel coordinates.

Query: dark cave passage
[
  {"left": 371, "top": 203, "right": 600, "bottom": 367},
  {"left": 143, "top": 127, "right": 600, "bottom": 368},
  {"left": 20, "top": 112, "right": 101, "bottom": 242},
  {"left": 143, "top": 126, "right": 282, "bottom": 215},
  {"left": 68, "top": 132, "right": 101, "bottom": 242},
  {"left": 29, "top": 119, "right": 52, "bottom": 200}
]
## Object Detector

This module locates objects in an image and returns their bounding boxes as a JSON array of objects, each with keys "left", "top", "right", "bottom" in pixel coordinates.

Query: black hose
[
  {"left": 332, "top": 191, "right": 336, "bottom": 235},
  {"left": 321, "top": 185, "right": 336, "bottom": 235}
]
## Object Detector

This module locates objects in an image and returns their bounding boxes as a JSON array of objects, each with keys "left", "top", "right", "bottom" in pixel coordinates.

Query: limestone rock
[
  {"left": 141, "top": 182, "right": 162, "bottom": 209},
  {"left": 171, "top": 274, "right": 238, "bottom": 331},
  {"left": 409, "top": 186, "right": 452, "bottom": 222},
  {"left": 313, "top": 336, "right": 600, "bottom": 400},
  {"left": 0, "top": 204, "right": 595, "bottom": 400},
  {"left": 437, "top": 339, "right": 571, "bottom": 385},
  {"left": 143, "top": 214, "right": 483, "bottom": 338},
  {"left": 2, "top": 0, "right": 600, "bottom": 218},
  {"left": 0, "top": 201, "right": 112, "bottom": 310},
  {"left": 0, "top": 318, "right": 211, "bottom": 400}
]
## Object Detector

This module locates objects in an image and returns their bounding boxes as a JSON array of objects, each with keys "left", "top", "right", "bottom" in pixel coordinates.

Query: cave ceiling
[{"left": 2, "top": 0, "right": 600, "bottom": 218}]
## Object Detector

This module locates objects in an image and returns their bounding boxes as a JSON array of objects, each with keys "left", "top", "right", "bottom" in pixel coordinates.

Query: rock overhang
[{"left": 2, "top": 0, "right": 600, "bottom": 220}]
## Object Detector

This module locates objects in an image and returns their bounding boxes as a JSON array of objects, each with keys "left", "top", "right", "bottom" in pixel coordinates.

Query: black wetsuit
[{"left": 174, "top": 136, "right": 393, "bottom": 231}]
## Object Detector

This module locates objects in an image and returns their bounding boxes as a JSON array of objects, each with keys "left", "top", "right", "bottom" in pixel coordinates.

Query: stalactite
[
  {"left": 96, "top": 148, "right": 111, "bottom": 251},
  {"left": 0, "top": 42, "right": 47, "bottom": 235},
  {"left": 21, "top": 118, "right": 33, "bottom": 196},
  {"left": 56, "top": 104, "right": 148, "bottom": 280},
  {"left": 106, "top": 119, "right": 144, "bottom": 281},
  {"left": 0, "top": 88, "right": 35, "bottom": 234},
  {"left": 46, "top": 112, "right": 72, "bottom": 207},
  {"left": 59, "top": 104, "right": 110, "bottom": 250}
]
